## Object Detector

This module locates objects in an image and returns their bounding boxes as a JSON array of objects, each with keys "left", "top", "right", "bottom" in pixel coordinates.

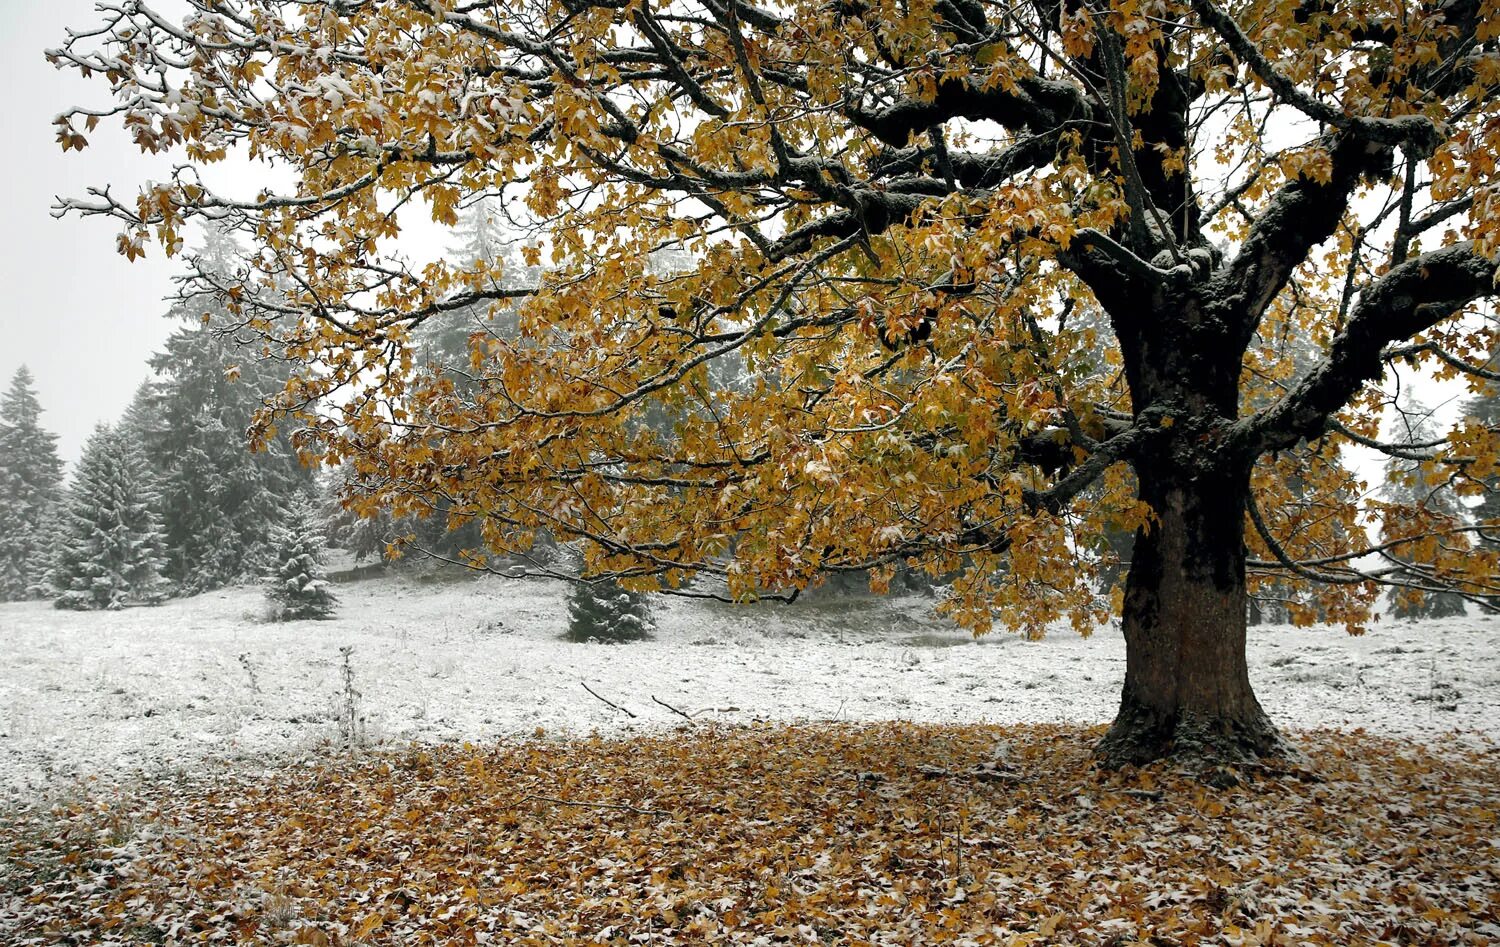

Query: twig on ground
[
  {"left": 581, "top": 682, "right": 637, "bottom": 718},
  {"left": 1116, "top": 789, "right": 1165, "bottom": 802},
  {"left": 917, "top": 764, "right": 1019, "bottom": 784},
  {"left": 651, "top": 695, "right": 696, "bottom": 722},
  {"left": 523, "top": 794, "right": 668, "bottom": 818}
]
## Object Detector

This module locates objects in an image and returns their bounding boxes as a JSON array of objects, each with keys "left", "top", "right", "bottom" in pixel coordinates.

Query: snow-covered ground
[{"left": 1, "top": 572, "right": 1495, "bottom": 800}]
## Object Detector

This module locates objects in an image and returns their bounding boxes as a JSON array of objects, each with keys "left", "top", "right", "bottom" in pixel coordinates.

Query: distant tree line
[{"left": 0, "top": 228, "right": 329, "bottom": 617}]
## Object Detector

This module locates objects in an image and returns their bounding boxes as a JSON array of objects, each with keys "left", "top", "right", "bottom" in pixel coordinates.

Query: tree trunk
[{"left": 1096, "top": 452, "right": 1285, "bottom": 769}]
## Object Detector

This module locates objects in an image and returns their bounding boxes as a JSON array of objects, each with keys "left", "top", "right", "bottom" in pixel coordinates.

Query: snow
[{"left": 1, "top": 572, "right": 1496, "bottom": 800}]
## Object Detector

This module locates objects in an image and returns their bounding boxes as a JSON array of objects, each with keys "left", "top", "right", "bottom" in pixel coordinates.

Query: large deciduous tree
[{"left": 52, "top": 0, "right": 1500, "bottom": 765}]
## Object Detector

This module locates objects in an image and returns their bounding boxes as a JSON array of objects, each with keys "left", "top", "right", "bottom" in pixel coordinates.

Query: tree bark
[{"left": 1096, "top": 447, "right": 1284, "bottom": 768}]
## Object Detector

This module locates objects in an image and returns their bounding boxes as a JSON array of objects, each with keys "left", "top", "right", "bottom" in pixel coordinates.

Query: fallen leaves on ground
[{"left": 2, "top": 723, "right": 1496, "bottom": 945}]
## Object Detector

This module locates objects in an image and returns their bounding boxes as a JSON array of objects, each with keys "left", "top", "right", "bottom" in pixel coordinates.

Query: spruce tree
[
  {"left": 264, "top": 496, "right": 338, "bottom": 620},
  {"left": 1463, "top": 345, "right": 1500, "bottom": 553},
  {"left": 1382, "top": 399, "right": 1468, "bottom": 620},
  {"left": 0, "top": 367, "right": 66, "bottom": 600},
  {"left": 133, "top": 228, "right": 314, "bottom": 593},
  {"left": 415, "top": 199, "right": 535, "bottom": 379},
  {"left": 145, "top": 326, "right": 313, "bottom": 591},
  {"left": 344, "top": 200, "right": 539, "bottom": 567},
  {"left": 49, "top": 424, "right": 168, "bottom": 610},
  {"left": 565, "top": 556, "right": 656, "bottom": 642}
]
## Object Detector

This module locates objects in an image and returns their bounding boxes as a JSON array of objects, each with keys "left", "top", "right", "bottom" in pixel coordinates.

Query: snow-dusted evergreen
[
  {"left": 265, "top": 496, "right": 338, "bottom": 620},
  {"left": 1463, "top": 345, "right": 1500, "bottom": 554},
  {"left": 127, "top": 228, "right": 314, "bottom": 593},
  {"left": 1381, "top": 398, "right": 1468, "bottom": 620},
  {"left": 414, "top": 198, "right": 535, "bottom": 383},
  {"left": 0, "top": 367, "right": 65, "bottom": 600},
  {"left": 47, "top": 424, "right": 168, "bottom": 610},
  {"left": 566, "top": 573, "right": 656, "bottom": 642}
]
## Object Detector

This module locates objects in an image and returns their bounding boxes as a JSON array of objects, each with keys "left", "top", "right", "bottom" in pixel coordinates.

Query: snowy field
[{"left": 1, "top": 572, "right": 1496, "bottom": 801}]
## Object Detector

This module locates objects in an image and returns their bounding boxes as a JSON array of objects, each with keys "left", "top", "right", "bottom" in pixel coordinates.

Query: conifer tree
[
  {"left": 116, "top": 380, "right": 166, "bottom": 448},
  {"left": 264, "top": 496, "right": 338, "bottom": 620},
  {"left": 130, "top": 227, "right": 314, "bottom": 593},
  {"left": 415, "top": 199, "right": 535, "bottom": 380},
  {"left": 564, "top": 546, "right": 655, "bottom": 642},
  {"left": 143, "top": 327, "right": 312, "bottom": 591},
  {"left": 1463, "top": 342, "right": 1500, "bottom": 555},
  {"left": 352, "top": 200, "right": 539, "bottom": 566},
  {"left": 0, "top": 367, "right": 66, "bottom": 600},
  {"left": 49, "top": 424, "right": 168, "bottom": 610},
  {"left": 1381, "top": 399, "right": 1468, "bottom": 621},
  {"left": 566, "top": 576, "right": 656, "bottom": 643}
]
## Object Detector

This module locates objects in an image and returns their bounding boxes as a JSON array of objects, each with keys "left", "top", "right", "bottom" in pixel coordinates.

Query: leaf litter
[{"left": 3, "top": 723, "right": 1496, "bottom": 945}]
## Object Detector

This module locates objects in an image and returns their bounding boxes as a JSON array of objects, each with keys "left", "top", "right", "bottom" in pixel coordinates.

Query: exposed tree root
[{"left": 1095, "top": 700, "right": 1302, "bottom": 784}]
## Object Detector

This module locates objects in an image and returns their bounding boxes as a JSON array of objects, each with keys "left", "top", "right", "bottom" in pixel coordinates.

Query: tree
[
  {"left": 1461, "top": 335, "right": 1500, "bottom": 557},
  {"left": 53, "top": 0, "right": 1500, "bottom": 766},
  {"left": 1378, "top": 398, "right": 1471, "bottom": 620},
  {"left": 142, "top": 323, "right": 314, "bottom": 592},
  {"left": 264, "top": 496, "right": 339, "bottom": 620},
  {"left": 1242, "top": 317, "right": 1365, "bottom": 629},
  {"left": 0, "top": 367, "right": 66, "bottom": 600},
  {"left": 566, "top": 555, "right": 657, "bottom": 643},
  {"left": 116, "top": 380, "right": 166, "bottom": 450},
  {"left": 118, "top": 228, "right": 316, "bottom": 593},
  {"left": 48, "top": 425, "right": 168, "bottom": 610},
  {"left": 339, "top": 200, "right": 542, "bottom": 567}
]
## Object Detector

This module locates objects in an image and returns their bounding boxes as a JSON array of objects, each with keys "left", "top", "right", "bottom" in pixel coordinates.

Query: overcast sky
[{"left": 0, "top": 1, "right": 188, "bottom": 464}]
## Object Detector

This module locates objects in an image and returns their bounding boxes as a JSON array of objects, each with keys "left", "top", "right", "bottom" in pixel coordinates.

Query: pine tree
[
  {"left": 1382, "top": 398, "right": 1468, "bottom": 620},
  {"left": 48, "top": 424, "right": 168, "bottom": 610},
  {"left": 0, "top": 367, "right": 66, "bottom": 600},
  {"left": 145, "top": 326, "right": 313, "bottom": 591},
  {"left": 566, "top": 576, "right": 656, "bottom": 642},
  {"left": 1463, "top": 342, "right": 1500, "bottom": 554},
  {"left": 132, "top": 228, "right": 315, "bottom": 593},
  {"left": 415, "top": 198, "right": 536, "bottom": 376},
  {"left": 116, "top": 380, "right": 166, "bottom": 448},
  {"left": 564, "top": 546, "right": 655, "bottom": 642},
  {"left": 264, "top": 496, "right": 338, "bottom": 620},
  {"left": 345, "top": 200, "right": 540, "bottom": 567}
]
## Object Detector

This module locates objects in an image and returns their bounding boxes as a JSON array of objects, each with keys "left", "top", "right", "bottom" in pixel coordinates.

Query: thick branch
[
  {"left": 846, "top": 74, "right": 1094, "bottom": 148},
  {"left": 1236, "top": 241, "right": 1499, "bottom": 455},
  {"left": 1189, "top": 0, "right": 1440, "bottom": 157},
  {"left": 1206, "top": 133, "right": 1397, "bottom": 345}
]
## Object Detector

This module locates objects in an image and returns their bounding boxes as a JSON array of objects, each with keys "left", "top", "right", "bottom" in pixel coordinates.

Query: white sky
[{"left": 0, "top": 1, "right": 185, "bottom": 464}]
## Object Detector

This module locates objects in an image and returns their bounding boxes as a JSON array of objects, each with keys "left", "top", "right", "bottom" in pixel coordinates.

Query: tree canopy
[{"left": 52, "top": 0, "right": 1500, "bottom": 763}]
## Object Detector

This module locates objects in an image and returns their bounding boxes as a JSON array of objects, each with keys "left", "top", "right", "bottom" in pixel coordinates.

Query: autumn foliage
[{"left": 49, "top": 0, "right": 1500, "bottom": 761}]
